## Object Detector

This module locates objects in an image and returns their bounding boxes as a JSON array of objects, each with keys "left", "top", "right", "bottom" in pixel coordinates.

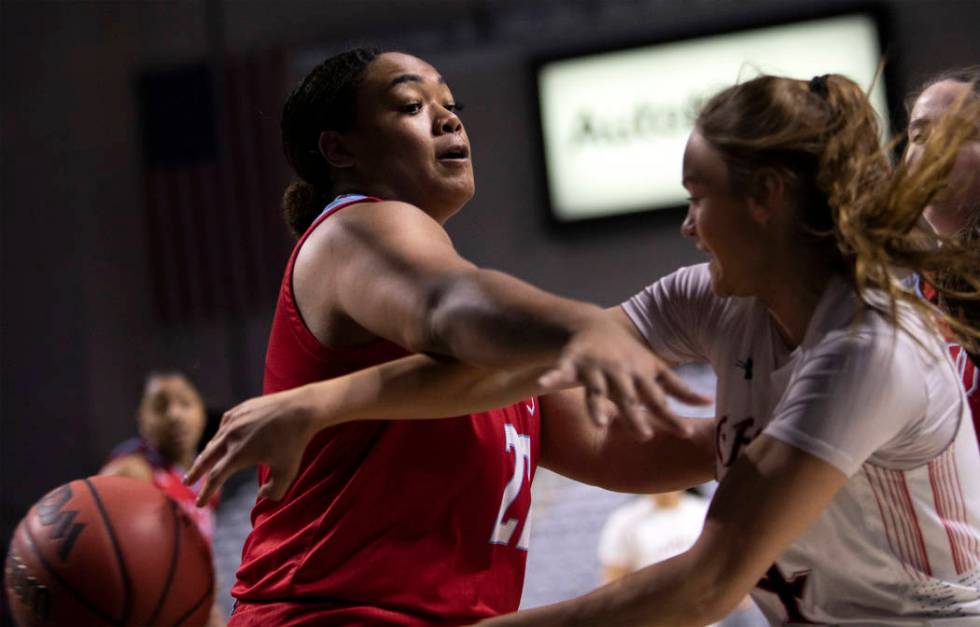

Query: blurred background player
[
  {"left": 102, "top": 371, "right": 217, "bottom": 538},
  {"left": 101, "top": 371, "right": 225, "bottom": 626},
  {"left": 598, "top": 490, "right": 710, "bottom": 585},
  {"left": 904, "top": 66, "right": 979, "bottom": 440},
  {"left": 598, "top": 489, "right": 760, "bottom": 625}
]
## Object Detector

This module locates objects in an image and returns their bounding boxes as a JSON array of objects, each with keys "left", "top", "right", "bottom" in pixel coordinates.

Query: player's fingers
[
  {"left": 580, "top": 368, "right": 610, "bottom": 427},
  {"left": 256, "top": 476, "right": 280, "bottom": 501},
  {"left": 658, "top": 368, "right": 712, "bottom": 405},
  {"left": 196, "top": 474, "right": 218, "bottom": 508},
  {"left": 257, "top": 459, "right": 301, "bottom": 501},
  {"left": 184, "top": 434, "right": 226, "bottom": 485},
  {"left": 603, "top": 371, "right": 652, "bottom": 439},
  {"left": 219, "top": 404, "right": 245, "bottom": 427},
  {"left": 196, "top": 455, "right": 238, "bottom": 507},
  {"left": 537, "top": 360, "right": 577, "bottom": 390},
  {"left": 635, "top": 377, "right": 688, "bottom": 437},
  {"left": 187, "top": 404, "right": 248, "bottom": 485}
]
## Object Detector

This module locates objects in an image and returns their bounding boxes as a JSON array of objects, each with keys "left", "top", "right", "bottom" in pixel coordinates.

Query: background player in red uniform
[
  {"left": 101, "top": 370, "right": 225, "bottom": 626},
  {"left": 204, "top": 48, "right": 709, "bottom": 626},
  {"left": 905, "top": 67, "right": 979, "bottom": 437}
]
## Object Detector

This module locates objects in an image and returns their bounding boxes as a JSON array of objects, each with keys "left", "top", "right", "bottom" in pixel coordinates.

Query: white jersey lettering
[{"left": 490, "top": 423, "right": 532, "bottom": 550}]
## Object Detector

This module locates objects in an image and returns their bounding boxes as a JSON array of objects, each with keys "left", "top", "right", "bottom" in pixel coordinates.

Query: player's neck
[
  {"left": 174, "top": 451, "right": 194, "bottom": 470},
  {"left": 759, "top": 256, "right": 832, "bottom": 350},
  {"left": 156, "top": 446, "right": 194, "bottom": 471}
]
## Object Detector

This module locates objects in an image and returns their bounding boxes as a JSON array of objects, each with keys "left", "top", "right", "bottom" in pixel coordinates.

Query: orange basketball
[{"left": 4, "top": 475, "right": 213, "bottom": 626}]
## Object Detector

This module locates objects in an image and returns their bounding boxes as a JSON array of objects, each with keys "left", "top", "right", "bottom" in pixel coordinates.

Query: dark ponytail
[
  {"left": 281, "top": 180, "right": 332, "bottom": 237},
  {"left": 281, "top": 47, "right": 381, "bottom": 237}
]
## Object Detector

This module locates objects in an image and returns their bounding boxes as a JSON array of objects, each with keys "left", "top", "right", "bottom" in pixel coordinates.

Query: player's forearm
[
  {"left": 299, "top": 355, "right": 546, "bottom": 429},
  {"left": 421, "top": 268, "right": 606, "bottom": 368},
  {"left": 540, "top": 391, "right": 715, "bottom": 493},
  {"left": 483, "top": 549, "right": 732, "bottom": 627},
  {"left": 588, "top": 419, "right": 715, "bottom": 493}
]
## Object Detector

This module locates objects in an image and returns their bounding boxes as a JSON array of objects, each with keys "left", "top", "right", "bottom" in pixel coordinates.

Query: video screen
[{"left": 537, "top": 13, "right": 890, "bottom": 221}]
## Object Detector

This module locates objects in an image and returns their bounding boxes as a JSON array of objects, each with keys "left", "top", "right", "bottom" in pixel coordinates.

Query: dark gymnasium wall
[{"left": 2, "top": 0, "right": 978, "bottom": 555}]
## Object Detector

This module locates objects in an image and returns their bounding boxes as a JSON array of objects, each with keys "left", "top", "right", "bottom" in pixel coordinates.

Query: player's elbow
[
  {"left": 408, "top": 271, "right": 489, "bottom": 357},
  {"left": 393, "top": 272, "right": 462, "bottom": 355},
  {"left": 686, "top": 544, "right": 754, "bottom": 625},
  {"left": 624, "top": 552, "right": 743, "bottom": 627},
  {"left": 691, "top": 587, "right": 740, "bottom": 627}
]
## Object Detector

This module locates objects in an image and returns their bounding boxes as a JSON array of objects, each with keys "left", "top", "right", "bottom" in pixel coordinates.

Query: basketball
[{"left": 4, "top": 475, "right": 213, "bottom": 627}]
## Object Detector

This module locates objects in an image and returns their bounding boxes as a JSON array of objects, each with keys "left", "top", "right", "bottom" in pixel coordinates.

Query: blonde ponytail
[{"left": 696, "top": 74, "right": 980, "bottom": 349}]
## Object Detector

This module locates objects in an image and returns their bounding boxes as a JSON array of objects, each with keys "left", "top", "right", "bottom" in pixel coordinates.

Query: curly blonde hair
[{"left": 696, "top": 73, "right": 980, "bottom": 350}]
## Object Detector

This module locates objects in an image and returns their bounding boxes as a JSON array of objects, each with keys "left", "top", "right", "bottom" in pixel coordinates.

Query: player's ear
[
  {"left": 319, "top": 130, "right": 355, "bottom": 169},
  {"left": 746, "top": 168, "right": 785, "bottom": 226}
]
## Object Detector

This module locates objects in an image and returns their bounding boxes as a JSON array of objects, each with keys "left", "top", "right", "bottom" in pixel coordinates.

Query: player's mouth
[
  {"left": 165, "top": 429, "right": 194, "bottom": 449},
  {"left": 436, "top": 143, "right": 470, "bottom": 163}
]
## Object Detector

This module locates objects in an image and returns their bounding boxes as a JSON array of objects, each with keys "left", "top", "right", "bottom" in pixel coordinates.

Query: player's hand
[
  {"left": 538, "top": 315, "right": 710, "bottom": 439},
  {"left": 184, "top": 385, "right": 322, "bottom": 505}
]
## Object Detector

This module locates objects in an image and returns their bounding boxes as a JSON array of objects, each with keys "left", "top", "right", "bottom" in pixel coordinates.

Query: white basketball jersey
[{"left": 624, "top": 264, "right": 980, "bottom": 625}]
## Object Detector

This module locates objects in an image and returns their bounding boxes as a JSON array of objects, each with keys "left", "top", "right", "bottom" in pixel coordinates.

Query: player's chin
[
  {"left": 435, "top": 171, "right": 475, "bottom": 205},
  {"left": 158, "top": 439, "right": 189, "bottom": 462},
  {"left": 439, "top": 164, "right": 473, "bottom": 188}
]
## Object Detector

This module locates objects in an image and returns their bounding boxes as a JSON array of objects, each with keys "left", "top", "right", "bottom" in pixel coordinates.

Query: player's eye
[
  {"left": 909, "top": 123, "right": 932, "bottom": 145},
  {"left": 399, "top": 102, "right": 423, "bottom": 115}
]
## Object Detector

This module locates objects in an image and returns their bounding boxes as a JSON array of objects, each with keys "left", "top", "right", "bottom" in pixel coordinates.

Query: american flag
[{"left": 137, "top": 51, "right": 292, "bottom": 324}]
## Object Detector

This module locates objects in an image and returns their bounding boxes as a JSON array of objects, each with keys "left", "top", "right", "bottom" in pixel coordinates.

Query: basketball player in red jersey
[
  {"left": 101, "top": 371, "right": 225, "bottom": 626},
  {"left": 905, "top": 68, "right": 979, "bottom": 438},
  {"left": 198, "top": 48, "right": 708, "bottom": 626}
]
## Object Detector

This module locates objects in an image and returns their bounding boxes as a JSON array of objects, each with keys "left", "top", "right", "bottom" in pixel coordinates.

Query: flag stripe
[{"left": 140, "top": 52, "right": 290, "bottom": 324}]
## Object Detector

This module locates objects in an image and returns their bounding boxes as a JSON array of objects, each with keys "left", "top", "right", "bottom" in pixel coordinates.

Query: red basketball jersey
[
  {"left": 921, "top": 279, "right": 979, "bottom": 443},
  {"left": 232, "top": 195, "right": 541, "bottom": 626}
]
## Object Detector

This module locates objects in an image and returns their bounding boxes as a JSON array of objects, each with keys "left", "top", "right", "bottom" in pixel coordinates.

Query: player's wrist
[{"left": 294, "top": 383, "right": 340, "bottom": 432}]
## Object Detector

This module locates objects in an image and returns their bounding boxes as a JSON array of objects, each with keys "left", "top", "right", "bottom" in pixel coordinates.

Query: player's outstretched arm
[
  {"left": 316, "top": 201, "right": 707, "bottom": 432},
  {"left": 185, "top": 302, "right": 711, "bottom": 504},
  {"left": 185, "top": 354, "right": 550, "bottom": 504},
  {"left": 480, "top": 436, "right": 848, "bottom": 626}
]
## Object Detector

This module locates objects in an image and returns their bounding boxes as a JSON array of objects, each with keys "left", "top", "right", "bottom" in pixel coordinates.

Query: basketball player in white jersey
[{"left": 188, "top": 74, "right": 980, "bottom": 624}]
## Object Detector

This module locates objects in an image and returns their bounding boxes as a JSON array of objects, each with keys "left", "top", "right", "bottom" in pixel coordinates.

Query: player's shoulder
[
  {"left": 107, "top": 436, "right": 144, "bottom": 459},
  {"left": 825, "top": 305, "right": 937, "bottom": 365},
  {"left": 312, "top": 199, "right": 445, "bottom": 249},
  {"left": 330, "top": 199, "right": 433, "bottom": 226}
]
